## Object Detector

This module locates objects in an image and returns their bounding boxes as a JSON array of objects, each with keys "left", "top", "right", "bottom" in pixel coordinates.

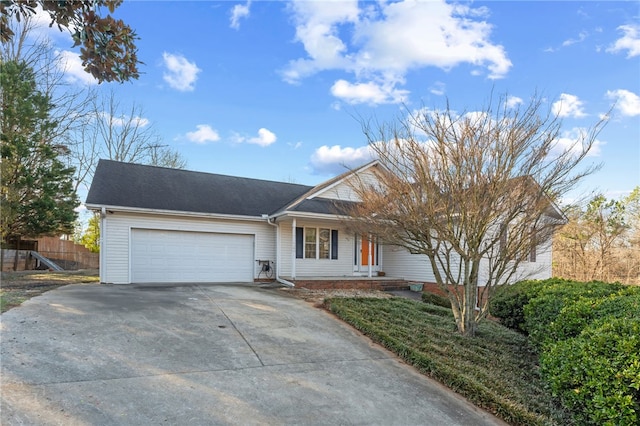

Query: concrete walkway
[{"left": 1, "top": 283, "right": 504, "bottom": 425}]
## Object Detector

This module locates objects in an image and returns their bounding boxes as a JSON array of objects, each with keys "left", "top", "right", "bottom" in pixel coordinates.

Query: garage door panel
[{"left": 131, "top": 229, "right": 254, "bottom": 283}]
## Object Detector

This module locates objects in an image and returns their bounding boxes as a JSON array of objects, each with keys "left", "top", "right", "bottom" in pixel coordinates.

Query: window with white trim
[{"left": 296, "top": 227, "right": 338, "bottom": 259}]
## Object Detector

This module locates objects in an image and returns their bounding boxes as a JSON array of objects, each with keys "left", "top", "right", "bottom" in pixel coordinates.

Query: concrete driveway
[{"left": 1, "top": 283, "right": 503, "bottom": 425}]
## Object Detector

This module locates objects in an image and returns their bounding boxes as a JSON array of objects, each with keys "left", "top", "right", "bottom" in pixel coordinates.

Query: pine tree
[{"left": 1, "top": 60, "right": 78, "bottom": 248}]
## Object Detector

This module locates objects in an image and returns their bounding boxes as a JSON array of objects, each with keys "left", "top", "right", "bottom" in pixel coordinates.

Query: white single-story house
[{"left": 86, "top": 159, "right": 556, "bottom": 286}]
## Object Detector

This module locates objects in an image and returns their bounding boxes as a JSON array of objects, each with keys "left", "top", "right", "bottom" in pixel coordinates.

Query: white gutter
[
  {"left": 266, "top": 216, "right": 295, "bottom": 288},
  {"left": 85, "top": 204, "right": 267, "bottom": 223}
]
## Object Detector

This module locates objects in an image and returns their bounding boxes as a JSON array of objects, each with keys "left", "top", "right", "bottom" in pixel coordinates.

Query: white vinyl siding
[
  {"left": 381, "top": 245, "right": 439, "bottom": 283},
  {"left": 278, "top": 221, "right": 354, "bottom": 278},
  {"left": 383, "top": 240, "right": 553, "bottom": 286},
  {"left": 101, "top": 212, "right": 275, "bottom": 284},
  {"left": 315, "top": 168, "right": 381, "bottom": 202}
]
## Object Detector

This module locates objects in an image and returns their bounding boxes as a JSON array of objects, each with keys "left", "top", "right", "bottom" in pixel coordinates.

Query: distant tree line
[{"left": 553, "top": 188, "right": 640, "bottom": 284}]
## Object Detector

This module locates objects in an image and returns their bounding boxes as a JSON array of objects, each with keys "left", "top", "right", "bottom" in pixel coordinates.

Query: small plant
[{"left": 421, "top": 291, "right": 451, "bottom": 308}]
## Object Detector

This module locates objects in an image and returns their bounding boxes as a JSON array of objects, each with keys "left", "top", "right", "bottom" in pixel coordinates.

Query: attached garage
[{"left": 131, "top": 229, "right": 254, "bottom": 283}]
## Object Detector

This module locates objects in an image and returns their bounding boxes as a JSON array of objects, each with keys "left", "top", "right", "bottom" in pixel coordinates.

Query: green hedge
[
  {"left": 546, "top": 287, "right": 640, "bottom": 344},
  {"left": 488, "top": 279, "right": 553, "bottom": 332},
  {"left": 523, "top": 280, "right": 624, "bottom": 348},
  {"left": 490, "top": 278, "right": 639, "bottom": 425},
  {"left": 540, "top": 318, "right": 640, "bottom": 426}
]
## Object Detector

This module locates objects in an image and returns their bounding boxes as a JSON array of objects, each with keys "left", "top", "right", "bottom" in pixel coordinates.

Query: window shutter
[
  {"left": 296, "top": 227, "right": 303, "bottom": 259},
  {"left": 331, "top": 230, "right": 338, "bottom": 259}
]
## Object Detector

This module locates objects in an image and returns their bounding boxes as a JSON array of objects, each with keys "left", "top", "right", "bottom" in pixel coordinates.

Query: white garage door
[{"left": 131, "top": 229, "right": 254, "bottom": 283}]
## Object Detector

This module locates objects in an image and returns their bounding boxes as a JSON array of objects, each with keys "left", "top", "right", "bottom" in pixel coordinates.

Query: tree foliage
[
  {"left": 554, "top": 189, "right": 639, "bottom": 284},
  {"left": 76, "top": 214, "right": 100, "bottom": 253},
  {"left": 347, "top": 92, "right": 606, "bottom": 336},
  {"left": 1, "top": 0, "right": 140, "bottom": 83},
  {"left": 1, "top": 60, "right": 78, "bottom": 243}
]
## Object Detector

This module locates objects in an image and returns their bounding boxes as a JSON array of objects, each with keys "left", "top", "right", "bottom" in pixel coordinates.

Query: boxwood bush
[
  {"left": 523, "top": 280, "right": 624, "bottom": 348},
  {"left": 546, "top": 287, "right": 640, "bottom": 344},
  {"left": 540, "top": 318, "right": 640, "bottom": 426},
  {"left": 489, "top": 279, "right": 552, "bottom": 332}
]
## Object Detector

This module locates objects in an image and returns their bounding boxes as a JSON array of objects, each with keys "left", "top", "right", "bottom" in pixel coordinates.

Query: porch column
[
  {"left": 291, "top": 218, "right": 296, "bottom": 279},
  {"left": 368, "top": 234, "right": 373, "bottom": 278}
]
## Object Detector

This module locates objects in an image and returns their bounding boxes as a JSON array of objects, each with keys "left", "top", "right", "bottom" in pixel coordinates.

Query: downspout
[
  {"left": 100, "top": 207, "right": 106, "bottom": 283},
  {"left": 266, "top": 217, "right": 295, "bottom": 288}
]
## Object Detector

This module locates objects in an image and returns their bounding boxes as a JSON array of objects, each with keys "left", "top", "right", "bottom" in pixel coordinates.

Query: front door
[{"left": 354, "top": 234, "right": 380, "bottom": 273}]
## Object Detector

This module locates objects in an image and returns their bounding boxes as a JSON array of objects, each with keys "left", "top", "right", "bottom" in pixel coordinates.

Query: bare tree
[
  {"left": 148, "top": 145, "right": 188, "bottom": 169},
  {"left": 69, "top": 90, "right": 187, "bottom": 191},
  {"left": 347, "top": 93, "right": 606, "bottom": 336},
  {"left": 553, "top": 190, "right": 638, "bottom": 284}
]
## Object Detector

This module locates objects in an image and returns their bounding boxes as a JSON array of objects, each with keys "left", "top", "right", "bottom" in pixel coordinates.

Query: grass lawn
[
  {"left": 325, "top": 297, "right": 570, "bottom": 426},
  {"left": 0, "top": 270, "right": 99, "bottom": 313}
]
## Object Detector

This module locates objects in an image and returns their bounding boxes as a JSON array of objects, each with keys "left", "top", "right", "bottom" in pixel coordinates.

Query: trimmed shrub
[
  {"left": 489, "top": 279, "right": 551, "bottom": 332},
  {"left": 421, "top": 291, "right": 452, "bottom": 308},
  {"left": 540, "top": 318, "right": 640, "bottom": 426},
  {"left": 523, "top": 280, "right": 624, "bottom": 348},
  {"left": 546, "top": 287, "right": 640, "bottom": 343}
]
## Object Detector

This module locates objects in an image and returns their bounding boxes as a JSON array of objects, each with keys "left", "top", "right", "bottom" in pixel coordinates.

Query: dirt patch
[
  {"left": 1, "top": 270, "right": 99, "bottom": 313},
  {"left": 282, "top": 287, "right": 392, "bottom": 307}
]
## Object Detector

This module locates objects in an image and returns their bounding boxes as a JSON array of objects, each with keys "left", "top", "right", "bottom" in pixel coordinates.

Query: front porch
[{"left": 283, "top": 276, "right": 410, "bottom": 291}]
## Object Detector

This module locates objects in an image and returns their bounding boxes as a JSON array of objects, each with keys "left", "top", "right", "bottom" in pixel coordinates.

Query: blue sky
[{"left": 34, "top": 1, "right": 640, "bottom": 203}]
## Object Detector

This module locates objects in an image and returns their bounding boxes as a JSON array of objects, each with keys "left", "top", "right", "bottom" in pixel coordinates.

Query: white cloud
[
  {"left": 429, "top": 82, "right": 446, "bottom": 96},
  {"left": 309, "top": 144, "right": 375, "bottom": 175},
  {"left": 186, "top": 124, "right": 220, "bottom": 144},
  {"left": 288, "top": 141, "right": 303, "bottom": 149},
  {"left": 230, "top": 1, "right": 251, "bottom": 30},
  {"left": 554, "top": 127, "right": 604, "bottom": 158},
  {"left": 283, "top": 0, "right": 511, "bottom": 105},
  {"left": 506, "top": 95, "right": 523, "bottom": 108},
  {"left": 162, "top": 52, "right": 201, "bottom": 92},
  {"left": 232, "top": 128, "right": 277, "bottom": 147},
  {"left": 330, "top": 79, "right": 408, "bottom": 105},
  {"left": 99, "top": 112, "right": 150, "bottom": 128},
  {"left": 57, "top": 50, "right": 98, "bottom": 85},
  {"left": 248, "top": 128, "right": 277, "bottom": 147},
  {"left": 562, "top": 30, "right": 588, "bottom": 47},
  {"left": 606, "top": 89, "right": 640, "bottom": 116},
  {"left": 607, "top": 24, "right": 640, "bottom": 58},
  {"left": 552, "top": 93, "right": 587, "bottom": 118}
]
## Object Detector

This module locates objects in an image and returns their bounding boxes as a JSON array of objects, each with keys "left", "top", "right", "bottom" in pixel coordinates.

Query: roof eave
[
  {"left": 84, "top": 204, "right": 269, "bottom": 222},
  {"left": 269, "top": 210, "right": 353, "bottom": 221}
]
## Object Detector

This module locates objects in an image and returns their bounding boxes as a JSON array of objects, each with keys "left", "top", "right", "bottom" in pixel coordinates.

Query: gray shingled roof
[
  {"left": 86, "top": 160, "right": 314, "bottom": 216},
  {"left": 288, "top": 198, "right": 357, "bottom": 215}
]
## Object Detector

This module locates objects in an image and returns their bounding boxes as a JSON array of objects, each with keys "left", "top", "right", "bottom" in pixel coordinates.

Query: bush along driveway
[{"left": 491, "top": 278, "right": 640, "bottom": 425}]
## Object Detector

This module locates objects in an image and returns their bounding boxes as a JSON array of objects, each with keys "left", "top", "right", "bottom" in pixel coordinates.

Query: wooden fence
[{"left": 1, "top": 237, "right": 99, "bottom": 271}]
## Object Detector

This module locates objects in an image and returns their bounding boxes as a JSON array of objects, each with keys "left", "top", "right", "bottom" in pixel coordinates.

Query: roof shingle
[{"left": 86, "top": 160, "right": 313, "bottom": 216}]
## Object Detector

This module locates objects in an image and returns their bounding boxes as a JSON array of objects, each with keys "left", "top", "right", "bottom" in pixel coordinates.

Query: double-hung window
[{"left": 296, "top": 227, "right": 338, "bottom": 259}]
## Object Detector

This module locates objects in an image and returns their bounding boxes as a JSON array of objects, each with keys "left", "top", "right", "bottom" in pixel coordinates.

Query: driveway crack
[{"left": 195, "top": 286, "right": 265, "bottom": 367}]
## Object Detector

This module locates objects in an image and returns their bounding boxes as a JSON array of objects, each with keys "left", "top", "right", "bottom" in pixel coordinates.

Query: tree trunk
[{"left": 13, "top": 236, "right": 20, "bottom": 271}]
